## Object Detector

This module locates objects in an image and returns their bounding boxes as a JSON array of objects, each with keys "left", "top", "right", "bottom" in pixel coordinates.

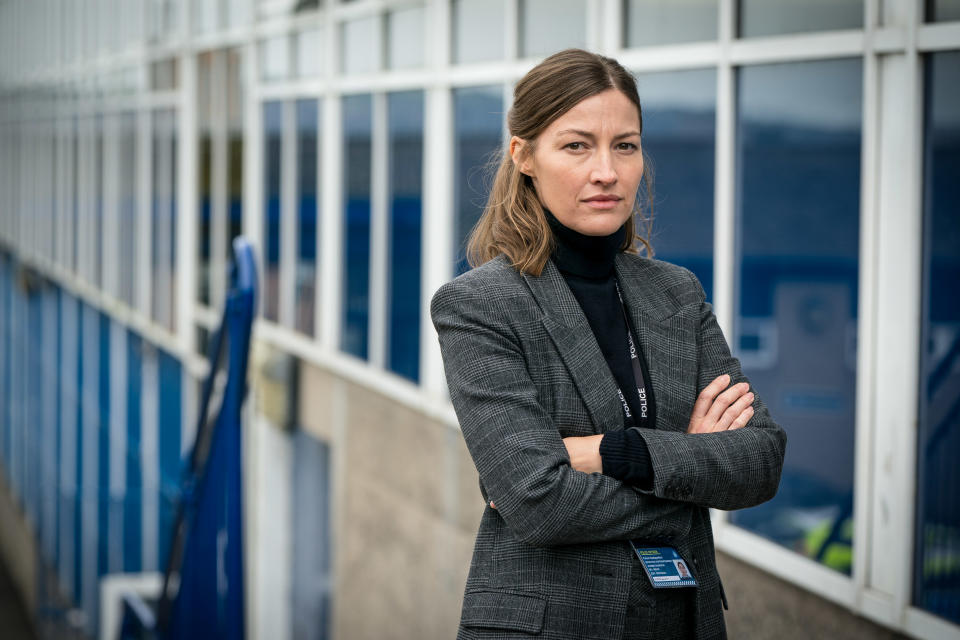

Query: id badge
[{"left": 629, "top": 541, "right": 697, "bottom": 589}]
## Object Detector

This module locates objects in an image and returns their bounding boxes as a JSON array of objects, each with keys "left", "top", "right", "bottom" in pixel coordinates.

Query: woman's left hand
[{"left": 563, "top": 435, "right": 605, "bottom": 474}]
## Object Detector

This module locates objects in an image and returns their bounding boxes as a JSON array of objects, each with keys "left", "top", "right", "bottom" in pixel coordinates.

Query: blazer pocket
[{"left": 460, "top": 589, "right": 547, "bottom": 634}]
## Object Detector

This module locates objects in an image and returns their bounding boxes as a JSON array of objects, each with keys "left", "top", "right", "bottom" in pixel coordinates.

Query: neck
[{"left": 546, "top": 210, "right": 624, "bottom": 279}]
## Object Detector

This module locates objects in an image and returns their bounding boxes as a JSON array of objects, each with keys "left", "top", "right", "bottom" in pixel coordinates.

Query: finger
[
  {"left": 727, "top": 406, "right": 754, "bottom": 430},
  {"left": 691, "top": 374, "right": 730, "bottom": 422},
  {"left": 704, "top": 382, "right": 750, "bottom": 426},
  {"left": 715, "top": 391, "right": 755, "bottom": 431},
  {"left": 489, "top": 500, "right": 497, "bottom": 510}
]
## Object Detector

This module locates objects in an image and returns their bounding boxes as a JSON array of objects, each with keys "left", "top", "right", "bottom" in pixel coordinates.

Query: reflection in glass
[
  {"left": 197, "top": 53, "right": 213, "bottom": 306},
  {"left": 388, "top": 6, "right": 426, "bottom": 70},
  {"left": 151, "top": 108, "right": 178, "bottom": 331},
  {"left": 928, "top": 0, "right": 960, "bottom": 21},
  {"left": 194, "top": 0, "right": 218, "bottom": 34},
  {"left": 296, "top": 99, "right": 319, "bottom": 337},
  {"left": 262, "top": 35, "right": 290, "bottom": 81},
  {"left": 915, "top": 51, "right": 960, "bottom": 626},
  {"left": 739, "top": 0, "right": 862, "bottom": 37},
  {"left": 227, "top": 49, "right": 244, "bottom": 274},
  {"left": 520, "top": 0, "right": 586, "bottom": 57},
  {"left": 730, "top": 59, "right": 862, "bottom": 574},
  {"left": 119, "top": 112, "right": 137, "bottom": 308},
  {"left": 452, "top": 0, "right": 505, "bottom": 64},
  {"left": 263, "top": 101, "right": 282, "bottom": 322},
  {"left": 342, "top": 95, "right": 372, "bottom": 360},
  {"left": 387, "top": 91, "right": 423, "bottom": 382},
  {"left": 94, "top": 115, "right": 103, "bottom": 288},
  {"left": 453, "top": 86, "right": 503, "bottom": 274},
  {"left": 636, "top": 69, "right": 716, "bottom": 298},
  {"left": 341, "top": 16, "right": 379, "bottom": 75},
  {"left": 297, "top": 28, "right": 323, "bottom": 78},
  {"left": 625, "top": 0, "right": 717, "bottom": 46}
]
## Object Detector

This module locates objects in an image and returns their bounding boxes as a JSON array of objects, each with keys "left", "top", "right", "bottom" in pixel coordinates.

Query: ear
[{"left": 509, "top": 136, "right": 534, "bottom": 177}]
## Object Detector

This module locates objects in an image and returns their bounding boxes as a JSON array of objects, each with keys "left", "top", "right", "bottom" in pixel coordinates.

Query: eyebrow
[{"left": 555, "top": 128, "right": 641, "bottom": 140}]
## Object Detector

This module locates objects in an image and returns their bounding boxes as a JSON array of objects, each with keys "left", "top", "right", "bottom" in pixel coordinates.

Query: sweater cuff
[{"left": 599, "top": 428, "right": 654, "bottom": 490}]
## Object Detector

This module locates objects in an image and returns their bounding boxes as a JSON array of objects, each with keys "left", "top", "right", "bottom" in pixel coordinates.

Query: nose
[{"left": 589, "top": 150, "right": 617, "bottom": 185}]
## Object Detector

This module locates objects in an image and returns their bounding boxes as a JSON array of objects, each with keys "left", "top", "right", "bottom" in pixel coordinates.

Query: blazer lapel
[
  {"left": 614, "top": 254, "right": 691, "bottom": 433},
  {"left": 521, "top": 260, "right": 624, "bottom": 435}
]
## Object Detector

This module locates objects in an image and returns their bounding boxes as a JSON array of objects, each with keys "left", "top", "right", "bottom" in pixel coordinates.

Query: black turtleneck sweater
[{"left": 546, "top": 212, "right": 655, "bottom": 489}]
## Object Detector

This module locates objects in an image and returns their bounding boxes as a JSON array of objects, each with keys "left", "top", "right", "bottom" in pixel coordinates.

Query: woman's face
[{"left": 511, "top": 88, "right": 644, "bottom": 237}]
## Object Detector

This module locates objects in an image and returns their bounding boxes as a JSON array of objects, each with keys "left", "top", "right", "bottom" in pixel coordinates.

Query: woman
[{"left": 431, "top": 49, "right": 785, "bottom": 640}]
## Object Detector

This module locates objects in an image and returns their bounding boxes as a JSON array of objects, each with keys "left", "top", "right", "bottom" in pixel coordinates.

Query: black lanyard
[{"left": 614, "top": 281, "right": 649, "bottom": 426}]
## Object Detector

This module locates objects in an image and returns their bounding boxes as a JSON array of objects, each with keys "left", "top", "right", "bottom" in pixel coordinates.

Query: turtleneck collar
[{"left": 546, "top": 209, "right": 624, "bottom": 279}]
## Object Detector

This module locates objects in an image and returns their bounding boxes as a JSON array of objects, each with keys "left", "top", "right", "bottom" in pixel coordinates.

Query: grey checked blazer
[{"left": 431, "top": 253, "right": 786, "bottom": 640}]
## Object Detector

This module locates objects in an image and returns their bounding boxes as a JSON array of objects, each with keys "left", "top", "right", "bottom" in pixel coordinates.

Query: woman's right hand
[{"left": 687, "top": 374, "right": 755, "bottom": 434}]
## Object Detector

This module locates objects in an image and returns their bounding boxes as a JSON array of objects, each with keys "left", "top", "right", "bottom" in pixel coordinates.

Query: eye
[
  {"left": 564, "top": 141, "right": 586, "bottom": 151},
  {"left": 616, "top": 142, "right": 639, "bottom": 152}
]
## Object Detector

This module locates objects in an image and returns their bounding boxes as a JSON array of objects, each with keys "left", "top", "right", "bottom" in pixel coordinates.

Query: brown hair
[{"left": 466, "top": 49, "right": 653, "bottom": 275}]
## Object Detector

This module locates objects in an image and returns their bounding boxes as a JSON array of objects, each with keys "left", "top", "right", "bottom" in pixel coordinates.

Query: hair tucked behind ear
[{"left": 466, "top": 49, "right": 653, "bottom": 275}]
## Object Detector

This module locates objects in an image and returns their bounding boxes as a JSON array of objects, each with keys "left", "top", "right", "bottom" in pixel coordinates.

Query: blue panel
[
  {"left": 730, "top": 59, "right": 862, "bottom": 575},
  {"left": 1, "top": 255, "right": 8, "bottom": 477},
  {"left": 387, "top": 91, "right": 423, "bottom": 382},
  {"left": 914, "top": 50, "right": 960, "bottom": 625},
  {"left": 74, "top": 298, "right": 84, "bottom": 602},
  {"left": 342, "top": 94, "right": 372, "bottom": 360},
  {"left": 636, "top": 69, "right": 716, "bottom": 300},
  {"left": 54, "top": 288, "right": 62, "bottom": 568},
  {"left": 157, "top": 350, "right": 182, "bottom": 570},
  {"left": 125, "top": 331, "right": 142, "bottom": 572},
  {"left": 98, "top": 313, "right": 111, "bottom": 578},
  {"left": 453, "top": 86, "right": 503, "bottom": 274}
]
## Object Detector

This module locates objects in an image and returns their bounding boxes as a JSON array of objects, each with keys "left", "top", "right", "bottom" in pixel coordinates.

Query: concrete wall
[{"left": 296, "top": 362, "right": 482, "bottom": 640}]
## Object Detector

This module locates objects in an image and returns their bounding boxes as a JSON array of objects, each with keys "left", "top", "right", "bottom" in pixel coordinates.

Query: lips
[
  {"left": 582, "top": 195, "right": 623, "bottom": 210},
  {"left": 583, "top": 195, "right": 622, "bottom": 203}
]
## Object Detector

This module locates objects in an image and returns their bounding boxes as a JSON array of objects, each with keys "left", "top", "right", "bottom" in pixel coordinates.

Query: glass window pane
[
  {"left": 520, "top": 0, "right": 587, "bottom": 58},
  {"left": 227, "top": 49, "right": 244, "bottom": 271},
  {"left": 151, "top": 108, "right": 178, "bottom": 331},
  {"left": 342, "top": 94, "right": 372, "bottom": 360},
  {"left": 625, "top": 0, "right": 718, "bottom": 46},
  {"left": 387, "top": 6, "right": 426, "bottom": 70},
  {"left": 263, "top": 101, "right": 282, "bottom": 322},
  {"left": 197, "top": 53, "right": 213, "bottom": 307},
  {"left": 295, "top": 99, "right": 319, "bottom": 337},
  {"left": 296, "top": 28, "right": 323, "bottom": 78},
  {"left": 119, "top": 112, "right": 137, "bottom": 308},
  {"left": 341, "top": 16, "right": 379, "bottom": 75},
  {"left": 261, "top": 35, "right": 290, "bottom": 82},
  {"left": 452, "top": 0, "right": 505, "bottom": 64},
  {"left": 928, "top": 0, "right": 960, "bottom": 21},
  {"left": 739, "top": 0, "right": 862, "bottom": 38},
  {"left": 194, "top": 0, "right": 218, "bottom": 34},
  {"left": 915, "top": 50, "right": 960, "bottom": 626},
  {"left": 94, "top": 114, "right": 103, "bottom": 288},
  {"left": 636, "top": 68, "right": 716, "bottom": 298},
  {"left": 227, "top": 0, "right": 253, "bottom": 27},
  {"left": 387, "top": 91, "right": 424, "bottom": 382},
  {"left": 453, "top": 86, "right": 504, "bottom": 274},
  {"left": 730, "top": 59, "right": 863, "bottom": 575}
]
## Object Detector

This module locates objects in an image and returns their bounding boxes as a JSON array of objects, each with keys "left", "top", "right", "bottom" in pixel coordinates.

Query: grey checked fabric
[{"left": 431, "top": 253, "right": 786, "bottom": 639}]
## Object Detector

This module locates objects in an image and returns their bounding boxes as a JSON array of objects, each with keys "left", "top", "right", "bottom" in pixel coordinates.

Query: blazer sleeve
[
  {"left": 635, "top": 269, "right": 787, "bottom": 511},
  {"left": 431, "top": 277, "right": 694, "bottom": 548}
]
